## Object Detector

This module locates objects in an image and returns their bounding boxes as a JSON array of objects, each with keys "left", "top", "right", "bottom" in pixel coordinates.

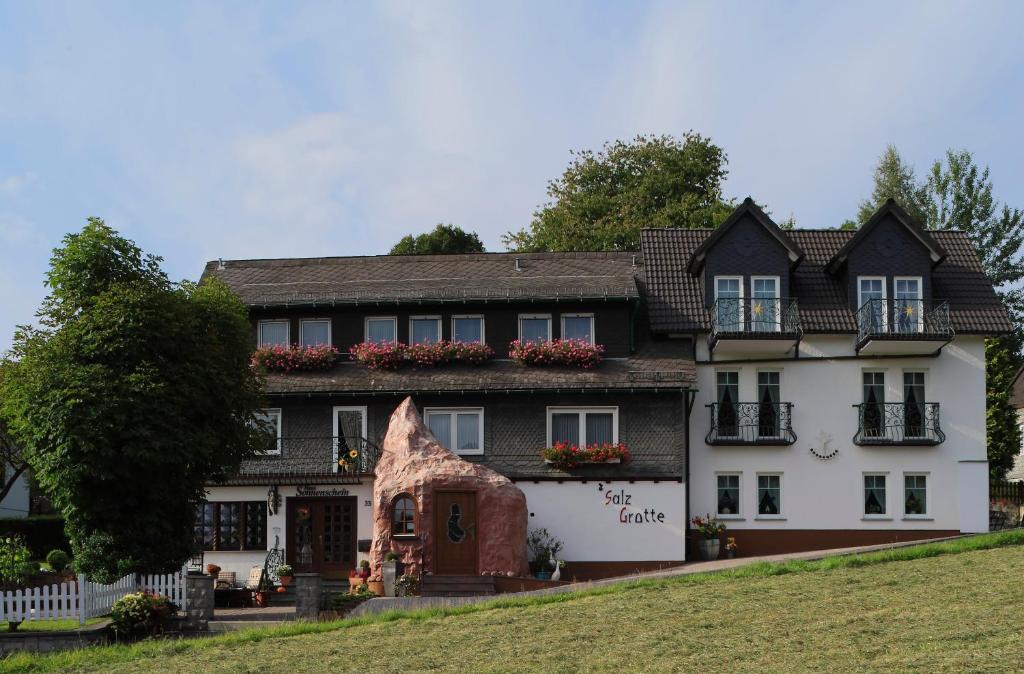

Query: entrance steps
[{"left": 421, "top": 575, "right": 496, "bottom": 597}]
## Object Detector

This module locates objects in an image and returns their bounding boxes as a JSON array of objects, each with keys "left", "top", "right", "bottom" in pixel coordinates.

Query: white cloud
[{"left": 0, "top": 173, "right": 36, "bottom": 198}]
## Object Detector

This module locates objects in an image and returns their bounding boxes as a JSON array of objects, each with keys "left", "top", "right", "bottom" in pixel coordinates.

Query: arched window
[{"left": 391, "top": 494, "right": 416, "bottom": 536}]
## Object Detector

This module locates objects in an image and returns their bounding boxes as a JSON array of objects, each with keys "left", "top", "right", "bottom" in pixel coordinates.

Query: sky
[{"left": 2, "top": 0, "right": 1024, "bottom": 352}]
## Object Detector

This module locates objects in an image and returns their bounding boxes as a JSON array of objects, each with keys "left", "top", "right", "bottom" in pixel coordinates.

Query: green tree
[
  {"left": 390, "top": 224, "right": 485, "bottom": 255},
  {"left": 856, "top": 147, "right": 1024, "bottom": 477},
  {"left": 504, "top": 134, "right": 733, "bottom": 252},
  {"left": 0, "top": 219, "right": 266, "bottom": 580}
]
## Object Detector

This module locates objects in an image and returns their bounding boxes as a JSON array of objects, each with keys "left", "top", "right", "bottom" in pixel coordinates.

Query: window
[
  {"left": 714, "top": 277, "right": 743, "bottom": 331},
  {"left": 365, "top": 317, "right": 397, "bottom": 344},
  {"left": 561, "top": 313, "right": 595, "bottom": 344},
  {"left": 452, "top": 315, "right": 484, "bottom": 344},
  {"left": 254, "top": 408, "right": 282, "bottom": 454},
  {"left": 903, "top": 371, "right": 926, "bottom": 439},
  {"left": 862, "top": 371, "right": 885, "bottom": 438},
  {"left": 757, "top": 474, "right": 782, "bottom": 516},
  {"left": 392, "top": 494, "right": 416, "bottom": 536},
  {"left": 757, "top": 371, "right": 780, "bottom": 439},
  {"left": 425, "top": 408, "right": 484, "bottom": 455},
  {"left": 193, "top": 502, "right": 267, "bottom": 551},
  {"left": 717, "top": 474, "right": 741, "bottom": 517},
  {"left": 519, "top": 314, "right": 552, "bottom": 343},
  {"left": 904, "top": 474, "right": 928, "bottom": 516},
  {"left": 258, "top": 320, "right": 290, "bottom": 348},
  {"left": 858, "top": 277, "right": 886, "bottom": 332},
  {"left": 864, "top": 474, "right": 887, "bottom": 516},
  {"left": 716, "top": 371, "right": 739, "bottom": 438},
  {"left": 547, "top": 407, "right": 618, "bottom": 447},
  {"left": 299, "top": 319, "right": 331, "bottom": 347},
  {"left": 750, "top": 277, "right": 780, "bottom": 332},
  {"left": 894, "top": 277, "right": 922, "bottom": 333},
  {"left": 409, "top": 316, "right": 442, "bottom": 345}
]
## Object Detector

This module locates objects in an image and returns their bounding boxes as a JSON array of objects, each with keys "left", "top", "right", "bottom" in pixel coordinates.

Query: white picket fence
[{"left": 0, "top": 565, "right": 188, "bottom": 625}]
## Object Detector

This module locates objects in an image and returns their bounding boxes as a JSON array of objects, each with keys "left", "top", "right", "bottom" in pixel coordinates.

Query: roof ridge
[{"left": 206, "top": 250, "right": 642, "bottom": 268}]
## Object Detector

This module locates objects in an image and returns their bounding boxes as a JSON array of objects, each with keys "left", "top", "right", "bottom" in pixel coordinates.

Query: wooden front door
[
  {"left": 286, "top": 497, "right": 357, "bottom": 578},
  {"left": 434, "top": 490, "right": 478, "bottom": 575}
]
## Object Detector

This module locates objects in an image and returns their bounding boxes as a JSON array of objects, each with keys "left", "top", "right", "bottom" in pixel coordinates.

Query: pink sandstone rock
[{"left": 369, "top": 397, "right": 529, "bottom": 577}]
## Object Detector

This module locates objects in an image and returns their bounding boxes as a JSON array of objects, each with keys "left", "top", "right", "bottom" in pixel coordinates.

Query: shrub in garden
[
  {"left": 110, "top": 591, "right": 178, "bottom": 639},
  {"left": 45, "top": 549, "right": 70, "bottom": 574},
  {"left": 541, "top": 441, "right": 630, "bottom": 468},
  {"left": 508, "top": 339, "right": 604, "bottom": 368},
  {"left": 251, "top": 344, "right": 339, "bottom": 373},
  {"left": 0, "top": 536, "right": 34, "bottom": 588}
]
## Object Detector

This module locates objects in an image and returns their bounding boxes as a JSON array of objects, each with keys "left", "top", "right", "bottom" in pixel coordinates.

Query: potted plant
[
  {"left": 691, "top": 514, "right": 726, "bottom": 561},
  {"left": 725, "top": 537, "right": 737, "bottom": 559},
  {"left": 206, "top": 563, "right": 221, "bottom": 577},
  {"left": 382, "top": 552, "right": 399, "bottom": 597},
  {"left": 358, "top": 559, "right": 371, "bottom": 580},
  {"left": 526, "top": 528, "right": 563, "bottom": 580},
  {"left": 276, "top": 564, "right": 294, "bottom": 587},
  {"left": 348, "top": 569, "right": 365, "bottom": 591}
]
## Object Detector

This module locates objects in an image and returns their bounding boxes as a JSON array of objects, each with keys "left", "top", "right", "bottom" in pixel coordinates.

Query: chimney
[
  {"left": 218, "top": 258, "right": 226, "bottom": 270},
  {"left": 514, "top": 258, "right": 522, "bottom": 272}
]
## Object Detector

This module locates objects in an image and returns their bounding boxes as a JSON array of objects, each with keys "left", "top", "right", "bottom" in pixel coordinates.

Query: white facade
[
  {"left": 0, "top": 471, "right": 31, "bottom": 519},
  {"left": 690, "top": 334, "right": 988, "bottom": 533},
  {"left": 518, "top": 481, "right": 687, "bottom": 562}
]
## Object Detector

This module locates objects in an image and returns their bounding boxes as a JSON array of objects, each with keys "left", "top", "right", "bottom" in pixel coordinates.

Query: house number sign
[{"left": 598, "top": 483, "right": 667, "bottom": 525}]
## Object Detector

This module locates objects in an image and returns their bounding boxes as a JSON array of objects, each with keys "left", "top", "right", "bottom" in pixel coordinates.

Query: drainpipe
[{"left": 683, "top": 388, "right": 696, "bottom": 561}]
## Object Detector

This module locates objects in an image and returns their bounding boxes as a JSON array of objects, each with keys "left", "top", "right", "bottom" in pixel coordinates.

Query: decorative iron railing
[
  {"left": 855, "top": 299, "right": 953, "bottom": 344},
  {"left": 706, "top": 402, "right": 796, "bottom": 445},
  {"left": 709, "top": 297, "right": 801, "bottom": 342},
  {"left": 263, "top": 436, "right": 382, "bottom": 476},
  {"left": 853, "top": 402, "right": 944, "bottom": 445}
]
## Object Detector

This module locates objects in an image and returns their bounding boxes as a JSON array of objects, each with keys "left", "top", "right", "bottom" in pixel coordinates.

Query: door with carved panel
[
  {"left": 287, "top": 497, "right": 357, "bottom": 578},
  {"left": 433, "top": 491, "right": 478, "bottom": 575}
]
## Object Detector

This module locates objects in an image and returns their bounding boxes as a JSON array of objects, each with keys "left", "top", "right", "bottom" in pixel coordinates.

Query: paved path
[{"left": 348, "top": 534, "right": 967, "bottom": 618}]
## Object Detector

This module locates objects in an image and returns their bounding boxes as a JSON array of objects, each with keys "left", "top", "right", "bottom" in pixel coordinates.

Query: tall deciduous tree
[
  {"left": 0, "top": 219, "right": 266, "bottom": 580},
  {"left": 390, "top": 224, "right": 485, "bottom": 255},
  {"left": 504, "top": 134, "right": 733, "bottom": 252},
  {"left": 856, "top": 147, "right": 1024, "bottom": 477}
]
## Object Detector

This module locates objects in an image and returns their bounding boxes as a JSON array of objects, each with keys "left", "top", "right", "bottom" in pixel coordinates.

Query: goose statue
[{"left": 550, "top": 558, "right": 562, "bottom": 581}]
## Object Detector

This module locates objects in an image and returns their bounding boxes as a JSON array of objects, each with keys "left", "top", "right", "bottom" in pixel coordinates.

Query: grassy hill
[{"left": 6, "top": 531, "right": 1024, "bottom": 673}]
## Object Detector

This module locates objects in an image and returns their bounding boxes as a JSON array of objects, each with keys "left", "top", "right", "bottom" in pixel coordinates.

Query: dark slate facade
[{"left": 699, "top": 212, "right": 794, "bottom": 307}]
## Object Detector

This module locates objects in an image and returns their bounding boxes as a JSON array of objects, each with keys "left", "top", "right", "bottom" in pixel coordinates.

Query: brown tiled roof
[
  {"left": 262, "top": 338, "right": 695, "bottom": 395},
  {"left": 640, "top": 228, "right": 1012, "bottom": 335},
  {"left": 203, "top": 252, "right": 641, "bottom": 306}
]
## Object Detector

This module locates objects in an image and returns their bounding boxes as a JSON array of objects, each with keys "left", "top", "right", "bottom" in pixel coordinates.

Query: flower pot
[
  {"left": 726, "top": 550, "right": 736, "bottom": 559},
  {"left": 254, "top": 591, "right": 269, "bottom": 608},
  {"left": 698, "top": 539, "right": 720, "bottom": 561},
  {"left": 535, "top": 571, "right": 552, "bottom": 580},
  {"left": 279, "top": 575, "right": 293, "bottom": 587},
  {"left": 381, "top": 560, "right": 397, "bottom": 597},
  {"left": 367, "top": 581, "right": 385, "bottom": 596},
  {"left": 349, "top": 577, "right": 366, "bottom": 591}
]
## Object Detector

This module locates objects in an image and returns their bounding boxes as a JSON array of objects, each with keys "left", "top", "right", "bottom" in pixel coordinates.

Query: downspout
[{"left": 683, "top": 387, "right": 697, "bottom": 561}]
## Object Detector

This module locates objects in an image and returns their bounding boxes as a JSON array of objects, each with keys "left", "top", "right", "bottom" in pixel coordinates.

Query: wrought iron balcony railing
[
  {"left": 855, "top": 299, "right": 953, "bottom": 344},
  {"left": 853, "top": 402, "right": 944, "bottom": 445},
  {"left": 710, "top": 297, "right": 801, "bottom": 341},
  {"left": 706, "top": 402, "right": 796, "bottom": 445},
  {"left": 258, "top": 436, "right": 382, "bottom": 477}
]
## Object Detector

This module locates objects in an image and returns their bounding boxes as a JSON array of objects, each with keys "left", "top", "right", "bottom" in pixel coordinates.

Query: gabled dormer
[
  {"left": 827, "top": 199, "right": 953, "bottom": 355},
  {"left": 690, "top": 198, "right": 804, "bottom": 358}
]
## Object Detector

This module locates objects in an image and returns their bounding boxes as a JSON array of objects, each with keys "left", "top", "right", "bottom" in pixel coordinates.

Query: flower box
[
  {"left": 509, "top": 339, "right": 604, "bottom": 369},
  {"left": 350, "top": 341, "right": 494, "bottom": 370},
  {"left": 251, "top": 344, "right": 339, "bottom": 373},
  {"left": 541, "top": 442, "right": 630, "bottom": 469}
]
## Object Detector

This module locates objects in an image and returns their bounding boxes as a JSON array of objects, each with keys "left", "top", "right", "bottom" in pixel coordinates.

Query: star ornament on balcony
[
  {"left": 903, "top": 305, "right": 915, "bottom": 317},
  {"left": 751, "top": 302, "right": 764, "bottom": 316}
]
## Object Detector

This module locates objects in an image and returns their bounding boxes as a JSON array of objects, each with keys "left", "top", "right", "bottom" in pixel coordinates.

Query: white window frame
[
  {"left": 519, "top": 313, "right": 553, "bottom": 342},
  {"left": 755, "top": 369, "right": 783, "bottom": 440},
  {"left": 857, "top": 276, "right": 888, "bottom": 330},
  {"left": 423, "top": 407, "right": 484, "bottom": 456},
  {"left": 750, "top": 276, "right": 781, "bottom": 332},
  {"left": 862, "top": 472, "right": 891, "bottom": 520},
  {"left": 714, "top": 276, "right": 744, "bottom": 331},
  {"left": 902, "top": 472, "right": 931, "bottom": 519},
  {"left": 332, "top": 406, "right": 368, "bottom": 472},
  {"left": 451, "top": 315, "right": 486, "bottom": 344},
  {"left": 755, "top": 472, "right": 784, "bottom": 520},
  {"left": 257, "top": 320, "right": 290, "bottom": 348},
  {"left": 408, "top": 315, "right": 442, "bottom": 345},
  {"left": 715, "top": 472, "right": 743, "bottom": 520},
  {"left": 255, "top": 408, "right": 282, "bottom": 455},
  {"left": 894, "top": 276, "right": 924, "bottom": 333},
  {"left": 364, "top": 316, "right": 398, "bottom": 344},
  {"left": 546, "top": 406, "right": 619, "bottom": 447},
  {"left": 298, "top": 318, "right": 332, "bottom": 348},
  {"left": 902, "top": 370, "right": 928, "bottom": 440},
  {"left": 560, "top": 313, "right": 595, "bottom": 345}
]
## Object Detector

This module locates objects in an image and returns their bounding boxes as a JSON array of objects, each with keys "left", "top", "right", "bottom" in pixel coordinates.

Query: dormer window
[
  {"left": 299, "top": 319, "right": 331, "bottom": 347},
  {"left": 714, "top": 277, "right": 743, "bottom": 331},
  {"left": 894, "top": 278, "right": 922, "bottom": 333},
  {"left": 452, "top": 315, "right": 484, "bottom": 344},
  {"left": 365, "top": 316, "right": 397, "bottom": 344},
  {"left": 561, "top": 313, "right": 595, "bottom": 344},
  {"left": 519, "top": 314, "right": 552, "bottom": 343},
  {"left": 258, "top": 320, "right": 290, "bottom": 348},
  {"left": 858, "top": 277, "right": 886, "bottom": 332},
  {"left": 751, "top": 277, "right": 780, "bottom": 332},
  {"left": 409, "top": 316, "right": 442, "bottom": 345}
]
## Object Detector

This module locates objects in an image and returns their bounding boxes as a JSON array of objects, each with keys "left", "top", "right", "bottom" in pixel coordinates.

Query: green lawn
[
  {"left": 7, "top": 618, "right": 105, "bottom": 633},
  {"left": 5, "top": 531, "right": 1024, "bottom": 673}
]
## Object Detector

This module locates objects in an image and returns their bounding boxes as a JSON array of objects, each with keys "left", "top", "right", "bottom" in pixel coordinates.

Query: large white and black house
[{"left": 197, "top": 198, "right": 1009, "bottom": 580}]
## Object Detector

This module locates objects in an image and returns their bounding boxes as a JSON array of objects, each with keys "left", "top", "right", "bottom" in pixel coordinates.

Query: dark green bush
[{"left": 45, "top": 549, "right": 70, "bottom": 573}]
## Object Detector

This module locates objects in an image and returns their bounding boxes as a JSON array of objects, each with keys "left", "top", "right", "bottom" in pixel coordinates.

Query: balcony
[
  {"left": 855, "top": 299, "right": 953, "bottom": 355},
  {"left": 708, "top": 297, "right": 802, "bottom": 358},
  {"left": 853, "top": 402, "right": 944, "bottom": 445},
  {"left": 705, "top": 402, "right": 797, "bottom": 445},
  {"left": 257, "top": 436, "right": 381, "bottom": 484}
]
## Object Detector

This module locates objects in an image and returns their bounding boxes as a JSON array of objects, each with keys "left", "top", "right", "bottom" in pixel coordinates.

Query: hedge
[{"left": 0, "top": 516, "right": 70, "bottom": 559}]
